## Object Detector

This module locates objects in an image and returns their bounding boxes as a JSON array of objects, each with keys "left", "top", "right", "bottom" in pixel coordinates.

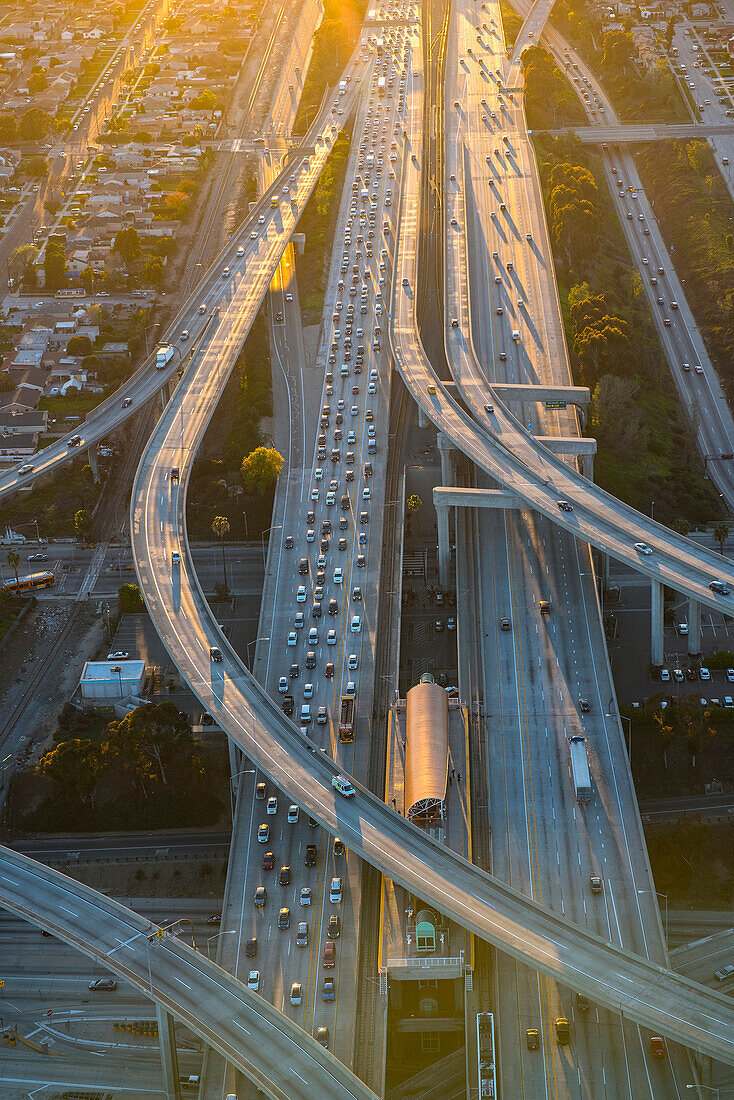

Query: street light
[
  {"left": 207, "top": 929, "right": 236, "bottom": 959},
  {"left": 247, "top": 636, "right": 270, "bottom": 670},
  {"left": 109, "top": 664, "right": 123, "bottom": 698},
  {"left": 620, "top": 714, "right": 632, "bottom": 763},
  {"left": 260, "top": 525, "right": 282, "bottom": 564},
  {"left": 638, "top": 888, "right": 668, "bottom": 941}
]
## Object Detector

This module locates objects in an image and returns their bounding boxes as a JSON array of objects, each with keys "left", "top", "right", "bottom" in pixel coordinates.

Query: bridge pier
[
  {"left": 437, "top": 502, "right": 450, "bottom": 588},
  {"left": 651, "top": 580, "right": 664, "bottom": 667},
  {"left": 87, "top": 443, "right": 100, "bottom": 484},
  {"left": 688, "top": 598, "right": 702, "bottom": 657},
  {"left": 583, "top": 452, "right": 594, "bottom": 483},
  {"left": 156, "top": 1004, "right": 181, "bottom": 1100},
  {"left": 437, "top": 431, "right": 454, "bottom": 485}
]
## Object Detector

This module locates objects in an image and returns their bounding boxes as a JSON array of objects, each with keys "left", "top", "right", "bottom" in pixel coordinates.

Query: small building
[{"left": 80, "top": 660, "right": 146, "bottom": 702}]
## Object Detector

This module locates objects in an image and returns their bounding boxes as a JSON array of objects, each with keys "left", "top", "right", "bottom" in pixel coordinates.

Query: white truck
[
  {"left": 155, "top": 344, "right": 175, "bottom": 370},
  {"left": 569, "top": 735, "right": 592, "bottom": 803},
  {"left": 339, "top": 79, "right": 348, "bottom": 95},
  {"left": 377, "top": 76, "right": 386, "bottom": 94}
]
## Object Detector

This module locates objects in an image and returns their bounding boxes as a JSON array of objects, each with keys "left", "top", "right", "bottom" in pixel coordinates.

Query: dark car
[
  {"left": 327, "top": 914, "right": 341, "bottom": 938},
  {"left": 206, "top": 913, "right": 221, "bottom": 925},
  {"left": 576, "top": 993, "right": 590, "bottom": 1012},
  {"left": 282, "top": 695, "right": 294, "bottom": 715},
  {"left": 333, "top": 837, "right": 345, "bottom": 856},
  {"left": 579, "top": 698, "right": 590, "bottom": 713},
  {"left": 305, "top": 843, "right": 317, "bottom": 867},
  {"left": 278, "top": 907, "right": 291, "bottom": 929},
  {"left": 526, "top": 1028, "right": 539, "bottom": 1050},
  {"left": 254, "top": 886, "right": 267, "bottom": 906},
  {"left": 245, "top": 937, "right": 257, "bottom": 957},
  {"left": 299, "top": 558, "right": 309, "bottom": 575},
  {"left": 279, "top": 865, "right": 291, "bottom": 886},
  {"left": 262, "top": 851, "right": 275, "bottom": 870},
  {"left": 210, "top": 647, "right": 223, "bottom": 663},
  {"left": 500, "top": 617, "right": 511, "bottom": 631},
  {"left": 325, "top": 662, "right": 335, "bottom": 678}
]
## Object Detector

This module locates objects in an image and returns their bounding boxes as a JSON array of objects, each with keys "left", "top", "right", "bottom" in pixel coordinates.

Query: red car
[
  {"left": 262, "top": 851, "right": 275, "bottom": 871},
  {"left": 650, "top": 1036, "right": 665, "bottom": 1058}
]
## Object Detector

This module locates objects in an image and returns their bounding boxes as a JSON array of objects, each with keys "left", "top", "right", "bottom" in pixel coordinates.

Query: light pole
[
  {"left": 638, "top": 888, "right": 668, "bottom": 941},
  {"left": 109, "top": 664, "right": 123, "bottom": 698},
  {"left": 247, "top": 636, "right": 270, "bottom": 670},
  {"left": 242, "top": 510, "right": 249, "bottom": 542},
  {"left": 144, "top": 321, "right": 161, "bottom": 358},
  {"left": 207, "top": 929, "right": 236, "bottom": 959},
  {"left": 229, "top": 765, "right": 255, "bottom": 816},
  {"left": 260, "top": 524, "right": 282, "bottom": 564},
  {"left": 620, "top": 714, "right": 632, "bottom": 763}
]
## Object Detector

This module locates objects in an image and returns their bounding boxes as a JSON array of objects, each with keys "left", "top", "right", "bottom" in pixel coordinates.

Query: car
[
  {"left": 709, "top": 580, "right": 731, "bottom": 595},
  {"left": 287, "top": 632, "right": 297, "bottom": 647},
  {"left": 284, "top": 535, "right": 294, "bottom": 549},
  {"left": 297, "top": 585, "right": 307, "bottom": 602},
  {"left": 300, "top": 887, "right": 312, "bottom": 906},
  {"left": 27, "top": 552, "right": 48, "bottom": 562},
  {"left": 350, "top": 615, "right": 362, "bottom": 633},
  {"left": 500, "top": 617, "right": 511, "bottom": 631},
  {"left": 245, "top": 937, "right": 257, "bottom": 957},
  {"left": 715, "top": 964, "right": 734, "bottom": 982},
  {"left": 352, "top": 586, "right": 363, "bottom": 601},
  {"left": 323, "top": 977, "right": 335, "bottom": 1001},
  {"left": 726, "top": 669, "right": 734, "bottom": 683},
  {"left": 317, "top": 705, "right": 328, "bottom": 724},
  {"left": 333, "top": 837, "right": 345, "bottom": 856},
  {"left": 68, "top": 433, "right": 81, "bottom": 445},
  {"left": 427, "top": 384, "right": 436, "bottom": 395},
  {"left": 323, "top": 940, "right": 336, "bottom": 967},
  {"left": 121, "top": 397, "right": 133, "bottom": 408},
  {"left": 634, "top": 543, "right": 653, "bottom": 555},
  {"left": 308, "top": 627, "right": 319, "bottom": 644},
  {"left": 254, "top": 886, "right": 267, "bottom": 906},
  {"left": 266, "top": 796, "right": 278, "bottom": 815},
  {"left": 327, "top": 913, "right": 341, "bottom": 939},
  {"left": 261, "top": 850, "right": 275, "bottom": 870},
  {"left": 255, "top": 782, "right": 266, "bottom": 800},
  {"left": 278, "top": 907, "right": 291, "bottom": 929},
  {"left": 685, "top": 667, "right": 697, "bottom": 682},
  {"left": 332, "top": 775, "right": 356, "bottom": 797},
  {"left": 172, "top": 550, "right": 181, "bottom": 565},
  {"left": 247, "top": 970, "right": 260, "bottom": 991},
  {"left": 279, "top": 865, "right": 291, "bottom": 886},
  {"left": 526, "top": 1028, "right": 539, "bottom": 1050},
  {"left": 334, "top": 567, "right": 343, "bottom": 584},
  {"left": 447, "top": 617, "right": 456, "bottom": 631},
  {"left": 576, "top": 993, "right": 590, "bottom": 1013},
  {"left": 556, "top": 500, "right": 573, "bottom": 512},
  {"left": 107, "top": 651, "right": 130, "bottom": 661},
  {"left": 700, "top": 667, "right": 711, "bottom": 681},
  {"left": 579, "top": 698, "right": 591, "bottom": 713},
  {"left": 659, "top": 668, "right": 670, "bottom": 682},
  {"left": 206, "top": 913, "right": 221, "bottom": 925},
  {"left": 695, "top": 364, "right": 704, "bottom": 375},
  {"left": 290, "top": 981, "right": 303, "bottom": 1005},
  {"left": 672, "top": 668, "right": 684, "bottom": 683},
  {"left": 209, "top": 646, "right": 222, "bottom": 662},
  {"left": 257, "top": 823, "right": 270, "bottom": 843},
  {"left": 590, "top": 875, "right": 603, "bottom": 894},
  {"left": 348, "top": 653, "right": 359, "bottom": 670},
  {"left": 650, "top": 1036, "right": 666, "bottom": 1058},
  {"left": 88, "top": 977, "right": 117, "bottom": 991},
  {"left": 296, "top": 921, "right": 309, "bottom": 947},
  {"left": 287, "top": 804, "right": 299, "bottom": 823},
  {"left": 315, "top": 1026, "right": 329, "bottom": 1047}
]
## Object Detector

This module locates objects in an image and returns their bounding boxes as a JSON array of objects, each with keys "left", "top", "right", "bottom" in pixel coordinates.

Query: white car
[
  {"left": 278, "top": 676, "right": 288, "bottom": 693},
  {"left": 287, "top": 804, "right": 299, "bottom": 823},
  {"left": 327, "top": 629, "right": 337, "bottom": 645},
  {"left": 267, "top": 796, "right": 278, "bottom": 814},
  {"left": 333, "top": 567, "right": 343, "bottom": 584},
  {"left": 297, "top": 586, "right": 307, "bottom": 602},
  {"left": 299, "top": 887, "right": 312, "bottom": 906},
  {"left": 315, "top": 468, "right": 323, "bottom": 480},
  {"left": 107, "top": 651, "right": 130, "bottom": 660},
  {"left": 247, "top": 970, "right": 260, "bottom": 991},
  {"left": 348, "top": 653, "right": 359, "bottom": 670},
  {"left": 350, "top": 615, "right": 362, "bottom": 633},
  {"left": 287, "top": 632, "right": 297, "bottom": 646},
  {"left": 634, "top": 543, "right": 653, "bottom": 555}
]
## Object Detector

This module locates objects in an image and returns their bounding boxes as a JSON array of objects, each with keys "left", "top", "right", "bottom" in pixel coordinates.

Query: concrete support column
[
  {"left": 418, "top": 405, "right": 427, "bottom": 428},
  {"left": 437, "top": 502, "right": 450, "bottom": 588},
  {"left": 87, "top": 443, "right": 100, "bottom": 484},
  {"left": 156, "top": 1005, "right": 181, "bottom": 1100},
  {"left": 583, "top": 452, "right": 594, "bottom": 483},
  {"left": 437, "top": 431, "right": 454, "bottom": 486},
  {"left": 651, "top": 579, "right": 664, "bottom": 667},
  {"left": 688, "top": 598, "right": 702, "bottom": 656},
  {"left": 160, "top": 387, "right": 168, "bottom": 413}
]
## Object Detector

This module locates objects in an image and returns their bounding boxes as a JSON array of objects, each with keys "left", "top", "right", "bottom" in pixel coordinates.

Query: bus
[{"left": 2, "top": 571, "right": 55, "bottom": 594}]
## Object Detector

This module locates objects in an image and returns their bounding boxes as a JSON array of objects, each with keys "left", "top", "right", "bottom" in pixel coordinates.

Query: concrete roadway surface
[
  {"left": 124, "top": 5, "right": 734, "bottom": 1065},
  {"left": 0, "top": 64, "right": 368, "bottom": 504},
  {"left": 446, "top": 1, "right": 691, "bottom": 1094},
  {"left": 0, "top": 846, "right": 378, "bottom": 1100}
]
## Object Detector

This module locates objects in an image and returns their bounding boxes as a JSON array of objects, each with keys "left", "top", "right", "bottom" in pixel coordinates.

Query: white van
[
  {"left": 330, "top": 876, "right": 343, "bottom": 903},
  {"left": 300, "top": 704, "right": 312, "bottom": 724}
]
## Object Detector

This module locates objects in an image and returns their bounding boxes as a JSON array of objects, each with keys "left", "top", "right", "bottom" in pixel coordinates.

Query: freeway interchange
[{"left": 2, "top": 0, "right": 734, "bottom": 1094}]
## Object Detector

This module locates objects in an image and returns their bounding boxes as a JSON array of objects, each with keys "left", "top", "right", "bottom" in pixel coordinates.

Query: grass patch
[
  {"left": 645, "top": 819, "right": 734, "bottom": 910},
  {"left": 40, "top": 393, "right": 106, "bottom": 418},
  {"left": 636, "top": 139, "right": 734, "bottom": 404},
  {"left": 532, "top": 132, "right": 723, "bottom": 527},
  {"left": 0, "top": 594, "right": 26, "bottom": 644},
  {"left": 292, "top": 0, "right": 368, "bottom": 136},
  {"left": 498, "top": 0, "right": 522, "bottom": 46},
  {"left": 298, "top": 126, "right": 352, "bottom": 323},
  {"left": 521, "top": 46, "right": 587, "bottom": 130},
  {"left": 0, "top": 455, "right": 102, "bottom": 539}
]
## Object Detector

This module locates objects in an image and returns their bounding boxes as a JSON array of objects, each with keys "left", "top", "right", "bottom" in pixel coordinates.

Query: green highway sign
[{"left": 545, "top": 400, "right": 567, "bottom": 410}]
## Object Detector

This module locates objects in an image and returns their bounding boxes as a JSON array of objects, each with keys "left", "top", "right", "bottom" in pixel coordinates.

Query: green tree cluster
[
  {"left": 520, "top": 45, "right": 585, "bottom": 130},
  {"left": 569, "top": 285, "right": 629, "bottom": 388},
  {"left": 118, "top": 583, "right": 145, "bottom": 613},
  {"left": 18, "top": 107, "right": 52, "bottom": 141},
  {"left": 112, "top": 226, "right": 142, "bottom": 269},
  {"left": 241, "top": 447, "right": 283, "bottom": 493},
  {"left": 44, "top": 238, "right": 67, "bottom": 291},
  {"left": 547, "top": 162, "right": 601, "bottom": 269}
]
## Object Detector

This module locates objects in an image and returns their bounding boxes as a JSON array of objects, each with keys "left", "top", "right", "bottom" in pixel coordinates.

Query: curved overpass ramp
[{"left": 0, "top": 847, "right": 378, "bottom": 1100}]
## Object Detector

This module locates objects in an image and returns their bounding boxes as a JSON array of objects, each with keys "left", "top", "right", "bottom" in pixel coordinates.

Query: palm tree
[
  {"left": 211, "top": 516, "right": 230, "bottom": 591},
  {"left": 713, "top": 522, "right": 730, "bottom": 555},
  {"left": 6, "top": 549, "right": 20, "bottom": 588}
]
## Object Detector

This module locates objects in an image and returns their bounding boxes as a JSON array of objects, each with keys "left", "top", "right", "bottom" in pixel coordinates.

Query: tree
[
  {"left": 18, "top": 107, "right": 52, "bottom": 141},
  {"left": 37, "top": 738, "right": 102, "bottom": 806},
  {"left": 0, "top": 114, "right": 17, "bottom": 142},
  {"left": 44, "top": 239, "right": 66, "bottom": 291},
  {"left": 189, "top": 88, "right": 218, "bottom": 111},
  {"left": 118, "top": 583, "right": 145, "bottom": 613},
  {"left": 240, "top": 446, "right": 283, "bottom": 493},
  {"left": 713, "top": 522, "right": 730, "bottom": 555},
  {"left": 28, "top": 71, "right": 47, "bottom": 94},
  {"left": 66, "top": 334, "right": 92, "bottom": 356},
  {"left": 211, "top": 515, "right": 230, "bottom": 592},
  {"left": 407, "top": 494, "right": 422, "bottom": 512},
  {"left": 112, "top": 226, "right": 142, "bottom": 269},
  {"left": 103, "top": 701, "right": 194, "bottom": 791},
  {"left": 143, "top": 255, "right": 164, "bottom": 287},
  {"left": 672, "top": 517, "right": 691, "bottom": 537},
  {"left": 25, "top": 154, "right": 48, "bottom": 179},
  {"left": 6, "top": 549, "right": 20, "bottom": 587},
  {"left": 74, "top": 508, "right": 92, "bottom": 538},
  {"left": 10, "top": 243, "right": 38, "bottom": 286},
  {"left": 0, "top": 371, "right": 14, "bottom": 392}
]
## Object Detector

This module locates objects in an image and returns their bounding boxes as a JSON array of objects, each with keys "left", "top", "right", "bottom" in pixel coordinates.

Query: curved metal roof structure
[{"left": 405, "top": 678, "right": 448, "bottom": 823}]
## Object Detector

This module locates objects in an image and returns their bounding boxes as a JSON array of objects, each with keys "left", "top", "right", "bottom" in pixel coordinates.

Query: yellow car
[{"left": 427, "top": 385, "right": 436, "bottom": 395}]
